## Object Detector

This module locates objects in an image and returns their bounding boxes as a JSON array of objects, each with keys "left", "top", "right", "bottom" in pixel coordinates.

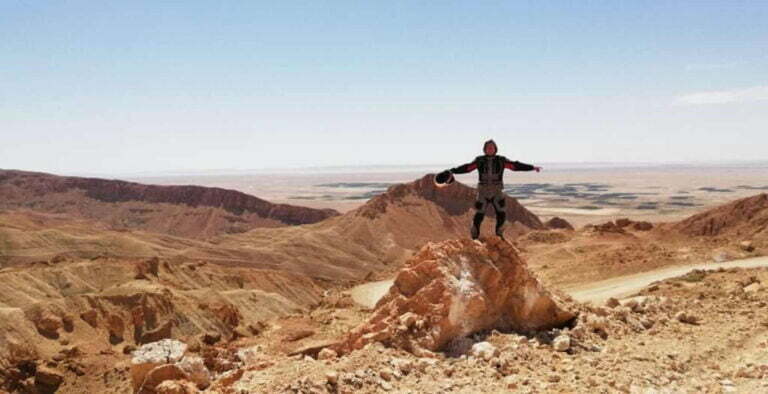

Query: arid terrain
[{"left": 1, "top": 167, "right": 768, "bottom": 393}]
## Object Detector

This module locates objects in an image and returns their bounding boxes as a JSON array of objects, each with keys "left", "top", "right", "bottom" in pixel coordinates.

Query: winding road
[{"left": 348, "top": 256, "right": 768, "bottom": 308}]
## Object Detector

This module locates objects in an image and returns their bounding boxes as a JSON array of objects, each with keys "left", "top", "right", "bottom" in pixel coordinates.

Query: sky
[{"left": 1, "top": 1, "right": 767, "bottom": 175}]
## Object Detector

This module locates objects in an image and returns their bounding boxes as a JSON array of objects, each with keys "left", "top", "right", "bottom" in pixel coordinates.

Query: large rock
[
  {"left": 177, "top": 356, "right": 210, "bottom": 389},
  {"left": 545, "top": 217, "right": 574, "bottom": 231},
  {"left": 24, "top": 306, "right": 64, "bottom": 338},
  {"left": 553, "top": 334, "right": 571, "bottom": 352},
  {"left": 469, "top": 342, "right": 498, "bottom": 361},
  {"left": 335, "top": 238, "right": 575, "bottom": 354},
  {"left": 155, "top": 380, "right": 199, "bottom": 394},
  {"left": 632, "top": 221, "right": 653, "bottom": 231},
  {"left": 132, "top": 339, "right": 187, "bottom": 365},
  {"left": 131, "top": 339, "right": 188, "bottom": 392},
  {"left": 138, "top": 364, "right": 188, "bottom": 394},
  {"left": 35, "top": 366, "right": 64, "bottom": 389},
  {"left": 107, "top": 314, "right": 126, "bottom": 343}
]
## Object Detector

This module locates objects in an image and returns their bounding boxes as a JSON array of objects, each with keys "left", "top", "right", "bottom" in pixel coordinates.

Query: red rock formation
[
  {"left": 545, "top": 217, "right": 574, "bottom": 230},
  {"left": 0, "top": 170, "right": 338, "bottom": 238},
  {"left": 592, "top": 221, "right": 627, "bottom": 234},
  {"left": 335, "top": 237, "right": 575, "bottom": 355},
  {"left": 614, "top": 218, "right": 653, "bottom": 232},
  {"left": 357, "top": 174, "right": 543, "bottom": 228},
  {"left": 0, "top": 169, "right": 338, "bottom": 224},
  {"left": 632, "top": 221, "right": 653, "bottom": 231}
]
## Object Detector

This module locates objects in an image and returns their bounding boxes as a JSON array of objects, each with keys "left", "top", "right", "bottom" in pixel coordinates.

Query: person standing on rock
[{"left": 435, "top": 139, "right": 541, "bottom": 240}]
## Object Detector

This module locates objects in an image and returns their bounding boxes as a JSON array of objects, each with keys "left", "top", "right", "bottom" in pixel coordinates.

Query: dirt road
[{"left": 347, "top": 256, "right": 768, "bottom": 308}]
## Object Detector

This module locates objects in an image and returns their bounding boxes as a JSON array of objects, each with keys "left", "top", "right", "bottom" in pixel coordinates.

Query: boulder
[
  {"left": 334, "top": 238, "right": 575, "bottom": 354},
  {"left": 80, "top": 309, "right": 99, "bottom": 328},
  {"left": 131, "top": 339, "right": 188, "bottom": 392},
  {"left": 317, "top": 348, "right": 338, "bottom": 361},
  {"left": 25, "top": 307, "right": 63, "bottom": 338},
  {"left": 553, "top": 335, "right": 571, "bottom": 352},
  {"left": 107, "top": 314, "right": 125, "bottom": 343},
  {"left": 545, "top": 217, "right": 574, "bottom": 231},
  {"left": 740, "top": 241, "right": 755, "bottom": 252},
  {"left": 155, "top": 380, "right": 199, "bottom": 394},
  {"left": 177, "top": 356, "right": 210, "bottom": 389},
  {"left": 675, "top": 311, "right": 699, "bottom": 325},
  {"left": 632, "top": 221, "right": 653, "bottom": 231},
  {"left": 35, "top": 366, "right": 64, "bottom": 389},
  {"left": 132, "top": 339, "right": 188, "bottom": 364},
  {"left": 139, "top": 364, "right": 188, "bottom": 394},
  {"left": 469, "top": 342, "right": 498, "bottom": 361}
]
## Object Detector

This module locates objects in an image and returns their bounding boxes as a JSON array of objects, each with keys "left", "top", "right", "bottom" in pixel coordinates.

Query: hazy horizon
[{"left": 3, "top": 159, "right": 765, "bottom": 179}]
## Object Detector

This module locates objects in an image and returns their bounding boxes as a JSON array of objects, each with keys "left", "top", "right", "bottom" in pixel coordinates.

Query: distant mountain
[{"left": 0, "top": 169, "right": 339, "bottom": 239}]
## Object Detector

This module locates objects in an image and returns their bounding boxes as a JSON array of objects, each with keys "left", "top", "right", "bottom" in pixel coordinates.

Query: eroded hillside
[{"left": 0, "top": 170, "right": 339, "bottom": 240}]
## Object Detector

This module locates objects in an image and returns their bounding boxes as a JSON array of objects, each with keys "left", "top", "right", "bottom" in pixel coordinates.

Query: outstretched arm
[
  {"left": 504, "top": 159, "right": 542, "bottom": 172},
  {"left": 450, "top": 160, "right": 478, "bottom": 174}
]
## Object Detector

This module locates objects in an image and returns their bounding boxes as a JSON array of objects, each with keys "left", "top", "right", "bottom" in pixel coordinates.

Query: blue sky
[{"left": 2, "top": 1, "right": 767, "bottom": 174}]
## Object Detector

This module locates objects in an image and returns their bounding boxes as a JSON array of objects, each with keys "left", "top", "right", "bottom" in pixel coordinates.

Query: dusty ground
[
  {"left": 6, "top": 245, "right": 766, "bottom": 393},
  {"left": 198, "top": 266, "right": 768, "bottom": 393}
]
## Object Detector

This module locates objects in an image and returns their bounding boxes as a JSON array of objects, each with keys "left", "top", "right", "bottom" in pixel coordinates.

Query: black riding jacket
[{"left": 450, "top": 155, "right": 534, "bottom": 185}]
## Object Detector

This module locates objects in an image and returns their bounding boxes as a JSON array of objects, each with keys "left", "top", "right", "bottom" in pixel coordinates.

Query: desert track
[{"left": 348, "top": 256, "right": 768, "bottom": 308}]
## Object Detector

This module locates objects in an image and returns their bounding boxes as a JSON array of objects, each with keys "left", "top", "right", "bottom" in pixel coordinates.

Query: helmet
[{"left": 434, "top": 170, "right": 455, "bottom": 187}]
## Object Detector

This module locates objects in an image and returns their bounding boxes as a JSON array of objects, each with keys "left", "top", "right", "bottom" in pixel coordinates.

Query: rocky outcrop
[
  {"left": 672, "top": 193, "right": 768, "bottom": 237},
  {"left": 356, "top": 174, "right": 543, "bottom": 230},
  {"left": 632, "top": 221, "right": 653, "bottom": 231},
  {"left": 614, "top": 218, "right": 653, "bottom": 231},
  {"left": 131, "top": 339, "right": 188, "bottom": 393},
  {"left": 591, "top": 221, "right": 627, "bottom": 234},
  {"left": 335, "top": 237, "right": 576, "bottom": 355},
  {"left": 545, "top": 217, "right": 574, "bottom": 231},
  {"left": 0, "top": 255, "right": 317, "bottom": 384}
]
